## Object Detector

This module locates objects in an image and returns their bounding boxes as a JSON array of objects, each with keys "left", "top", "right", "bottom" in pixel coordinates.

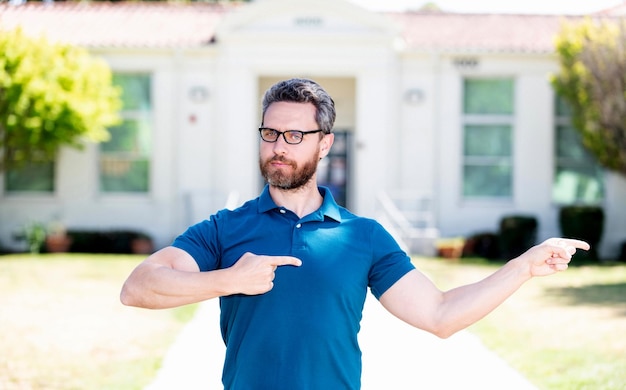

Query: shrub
[
  {"left": 13, "top": 222, "right": 47, "bottom": 254},
  {"left": 558, "top": 206, "right": 604, "bottom": 261},
  {"left": 619, "top": 240, "right": 626, "bottom": 262},
  {"left": 463, "top": 232, "right": 501, "bottom": 260},
  {"left": 499, "top": 215, "right": 538, "bottom": 260},
  {"left": 65, "top": 230, "right": 152, "bottom": 254}
]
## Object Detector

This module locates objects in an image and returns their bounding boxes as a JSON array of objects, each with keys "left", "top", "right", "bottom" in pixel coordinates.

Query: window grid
[
  {"left": 462, "top": 78, "right": 514, "bottom": 199},
  {"left": 99, "top": 73, "right": 152, "bottom": 193},
  {"left": 552, "top": 99, "right": 603, "bottom": 204}
]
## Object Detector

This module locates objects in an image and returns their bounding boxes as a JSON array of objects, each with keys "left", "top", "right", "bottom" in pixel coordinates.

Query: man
[{"left": 120, "top": 78, "right": 589, "bottom": 390}]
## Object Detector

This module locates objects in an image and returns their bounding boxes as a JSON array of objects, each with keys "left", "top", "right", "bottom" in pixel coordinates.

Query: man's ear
[{"left": 319, "top": 133, "right": 334, "bottom": 159}]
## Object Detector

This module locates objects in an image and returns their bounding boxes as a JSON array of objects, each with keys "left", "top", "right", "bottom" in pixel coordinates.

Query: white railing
[{"left": 376, "top": 190, "right": 439, "bottom": 256}]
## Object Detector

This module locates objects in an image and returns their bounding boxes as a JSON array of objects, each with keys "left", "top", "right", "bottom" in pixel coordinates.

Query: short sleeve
[
  {"left": 172, "top": 217, "right": 221, "bottom": 272},
  {"left": 368, "top": 223, "right": 415, "bottom": 299}
]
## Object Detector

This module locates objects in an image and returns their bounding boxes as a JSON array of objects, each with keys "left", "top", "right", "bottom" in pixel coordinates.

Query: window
[
  {"left": 552, "top": 97, "right": 603, "bottom": 204},
  {"left": 4, "top": 157, "right": 54, "bottom": 193},
  {"left": 462, "top": 78, "right": 514, "bottom": 198},
  {"left": 100, "top": 74, "right": 152, "bottom": 193}
]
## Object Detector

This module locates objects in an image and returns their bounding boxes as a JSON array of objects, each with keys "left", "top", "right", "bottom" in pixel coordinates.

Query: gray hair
[{"left": 261, "top": 78, "right": 336, "bottom": 134}]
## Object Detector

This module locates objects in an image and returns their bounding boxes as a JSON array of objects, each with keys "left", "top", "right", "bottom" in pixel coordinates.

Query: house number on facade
[
  {"left": 295, "top": 17, "right": 323, "bottom": 27},
  {"left": 453, "top": 57, "right": 479, "bottom": 69}
]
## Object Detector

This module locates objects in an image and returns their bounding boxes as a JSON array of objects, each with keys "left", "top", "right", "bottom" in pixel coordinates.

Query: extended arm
[
  {"left": 379, "top": 238, "right": 589, "bottom": 338},
  {"left": 120, "top": 246, "right": 301, "bottom": 309}
]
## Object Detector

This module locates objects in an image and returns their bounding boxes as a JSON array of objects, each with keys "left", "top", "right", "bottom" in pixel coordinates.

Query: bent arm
[
  {"left": 379, "top": 238, "right": 589, "bottom": 338},
  {"left": 120, "top": 246, "right": 233, "bottom": 309},
  {"left": 120, "top": 246, "right": 303, "bottom": 309}
]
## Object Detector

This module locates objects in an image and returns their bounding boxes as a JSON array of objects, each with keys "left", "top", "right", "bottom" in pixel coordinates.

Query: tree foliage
[
  {"left": 552, "top": 18, "right": 626, "bottom": 176},
  {"left": 0, "top": 27, "right": 121, "bottom": 171}
]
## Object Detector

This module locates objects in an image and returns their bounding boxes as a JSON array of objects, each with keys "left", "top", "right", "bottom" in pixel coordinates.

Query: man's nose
[{"left": 272, "top": 134, "right": 289, "bottom": 153}]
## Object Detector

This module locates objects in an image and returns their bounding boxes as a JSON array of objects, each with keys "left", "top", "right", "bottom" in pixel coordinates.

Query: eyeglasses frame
[{"left": 258, "top": 127, "right": 325, "bottom": 145}]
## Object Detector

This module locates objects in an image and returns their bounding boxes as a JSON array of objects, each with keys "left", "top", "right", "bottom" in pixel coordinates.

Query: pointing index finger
[
  {"left": 562, "top": 239, "right": 591, "bottom": 251},
  {"left": 547, "top": 238, "right": 591, "bottom": 252},
  {"left": 268, "top": 256, "right": 302, "bottom": 267}
]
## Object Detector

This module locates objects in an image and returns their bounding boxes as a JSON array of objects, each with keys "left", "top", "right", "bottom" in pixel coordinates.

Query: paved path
[{"left": 146, "top": 295, "right": 538, "bottom": 390}]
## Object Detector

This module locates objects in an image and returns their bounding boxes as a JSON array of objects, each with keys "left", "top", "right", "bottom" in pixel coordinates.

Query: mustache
[{"left": 268, "top": 156, "right": 294, "bottom": 165}]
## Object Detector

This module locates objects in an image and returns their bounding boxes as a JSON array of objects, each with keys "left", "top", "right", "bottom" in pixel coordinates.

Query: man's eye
[{"left": 286, "top": 132, "right": 303, "bottom": 142}]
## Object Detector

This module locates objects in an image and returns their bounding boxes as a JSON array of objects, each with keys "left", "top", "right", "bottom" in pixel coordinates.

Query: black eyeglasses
[{"left": 258, "top": 127, "right": 324, "bottom": 145}]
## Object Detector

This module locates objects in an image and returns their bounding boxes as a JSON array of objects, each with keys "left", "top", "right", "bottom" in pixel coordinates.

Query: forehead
[{"left": 263, "top": 102, "right": 317, "bottom": 129}]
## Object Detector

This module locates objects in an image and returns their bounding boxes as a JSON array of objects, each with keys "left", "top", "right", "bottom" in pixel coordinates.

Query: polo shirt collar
[{"left": 257, "top": 185, "right": 342, "bottom": 222}]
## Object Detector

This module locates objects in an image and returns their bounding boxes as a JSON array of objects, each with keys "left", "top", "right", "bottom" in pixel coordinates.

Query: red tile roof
[
  {"left": 0, "top": 2, "right": 235, "bottom": 48},
  {"left": 594, "top": 3, "right": 626, "bottom": 15},
  {"left": 0, "top": 2, "right": 616, "bottom": 53},
  {"left": 385, "top": 12, "right": 582, "bottom": 53}
]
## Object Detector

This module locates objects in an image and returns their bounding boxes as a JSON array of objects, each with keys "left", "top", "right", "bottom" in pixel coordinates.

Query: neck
[{"left": 269, "top": 180, "right": 323, "bottom": 219}]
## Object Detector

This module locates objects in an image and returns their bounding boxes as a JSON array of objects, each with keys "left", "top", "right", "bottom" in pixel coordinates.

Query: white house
[{"left": 1, "top": 0, "right": 625, "bottom": 258}]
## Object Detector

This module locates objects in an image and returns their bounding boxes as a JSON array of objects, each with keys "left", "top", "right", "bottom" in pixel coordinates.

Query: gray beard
[{"left": 259, "top": 154, "right": 319, "bottom": 190}]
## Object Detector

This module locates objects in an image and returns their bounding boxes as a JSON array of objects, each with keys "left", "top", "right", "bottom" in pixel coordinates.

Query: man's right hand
[{"left": 226, "top": 252, "right": 302, "bottom": 295}]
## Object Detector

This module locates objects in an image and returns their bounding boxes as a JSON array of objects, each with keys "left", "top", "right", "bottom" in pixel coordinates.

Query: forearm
[
  {"left": 120, "top": 262, "right": 233, "bottom": 309},
  {"left": 435, "top": 257, "right": 531, "bottom": 337}
]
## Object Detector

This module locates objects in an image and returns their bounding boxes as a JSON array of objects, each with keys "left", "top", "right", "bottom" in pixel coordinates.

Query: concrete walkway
[{"left": 146, "top": 295, "right": 538, "bottom": 390}]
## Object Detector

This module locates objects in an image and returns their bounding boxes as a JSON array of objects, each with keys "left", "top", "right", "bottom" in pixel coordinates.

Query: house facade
[{"left": 1, "top": 0, "right": 625, "bottom": 258}]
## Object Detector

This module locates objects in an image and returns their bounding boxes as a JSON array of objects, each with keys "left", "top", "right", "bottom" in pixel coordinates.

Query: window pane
[
  {"left": 463, "top": 164, "right": 512, "bottom": 197},
  {"left": 552, "top": 167, "right": 603, "bottom": 204},
  {"left": 465, "top": 125, "right": 512, "bottom": 156},
  {"left": 5, "top": 161, "right": 54, "bottom": 192},
  {"left": 464, "top": 79, "right": 514, "bottom": 115},
  {"left": 555, "top": 95, "right": 572, "bottom": 116},
  {"left": 113, "top": 74, "right": 151, "bottom": 111},
  {"left": 102, "top": 119, "right": 151, "bottom": 154},
  {"left": 100, "top": 158, "right": 149, "bottom": 192},
  {"left": 556, "top": 125, "right": 596, "bottom": 163},
  {"left": 463, "top": 123, "right": 512, "bottom": 198}
]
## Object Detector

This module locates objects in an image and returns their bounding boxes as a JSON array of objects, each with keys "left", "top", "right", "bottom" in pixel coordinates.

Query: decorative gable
[{"left": 215, "top": 0, "right": 399, "bottom": 44}]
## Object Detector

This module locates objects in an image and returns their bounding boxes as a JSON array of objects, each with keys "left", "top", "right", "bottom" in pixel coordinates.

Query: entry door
[{"left": 317, "top": 130, "right": 351, "bottom": 208}]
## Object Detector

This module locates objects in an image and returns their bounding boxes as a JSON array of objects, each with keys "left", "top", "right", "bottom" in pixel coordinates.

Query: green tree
[
  {"left": 552, "top": 18, "right": 626, "bottom": 176},
  {"left": 0, "top": 27, "right": 121, "bottom": 172}
]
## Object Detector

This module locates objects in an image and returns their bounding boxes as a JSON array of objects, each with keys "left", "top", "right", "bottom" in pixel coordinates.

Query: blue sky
[{"left": 347, "top": 0, "right": 624, "bottom": 14}]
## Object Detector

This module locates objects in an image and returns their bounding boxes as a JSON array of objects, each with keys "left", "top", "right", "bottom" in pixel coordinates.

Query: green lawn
[
  {"left": 414, "top": 256, "right": 626, "bottom": 390},
  {"left": 1, "top": 253, "right": 624, "bottom": 389},
  {"left": 0, "top": 254, "right": 197, "bottom": 390}
]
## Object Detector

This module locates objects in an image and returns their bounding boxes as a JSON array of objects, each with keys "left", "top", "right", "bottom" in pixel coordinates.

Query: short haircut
[{"left": 261, "top": 78, "right": 336, "bottom": 134}]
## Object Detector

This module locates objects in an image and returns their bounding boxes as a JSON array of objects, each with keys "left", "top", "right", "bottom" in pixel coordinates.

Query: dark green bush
[
  {"left": 463, "top": 232, "right": 501, "bottom": 260},
  {"left": 66, "top": 230, "right": 151, "bottom": 254},
  {"left": 559, "top": 206, "right": 604, "bottom": 261},
  {"left": 499, "top": 215, "right": 538, "bottom": 260}
]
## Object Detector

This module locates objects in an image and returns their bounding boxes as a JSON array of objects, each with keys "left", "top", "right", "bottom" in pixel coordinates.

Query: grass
[
  {"left": 0, "top": 253, "right": 197, "bottom": 390},
  {"left": 414, "top": 256, "right": 626, "bottom": 390},
  {"left": 1, "top": 253, "right": 624, "bottom": 389}
]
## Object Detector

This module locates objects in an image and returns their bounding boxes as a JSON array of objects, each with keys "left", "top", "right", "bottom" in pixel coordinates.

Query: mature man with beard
[{"left": 121, "top": 78, "right": 589, "bottom": 390}]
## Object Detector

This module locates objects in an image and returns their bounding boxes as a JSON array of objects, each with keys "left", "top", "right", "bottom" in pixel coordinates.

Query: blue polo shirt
[{"left": 172, "top": 186, "right": 415, "bottom": 390}]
